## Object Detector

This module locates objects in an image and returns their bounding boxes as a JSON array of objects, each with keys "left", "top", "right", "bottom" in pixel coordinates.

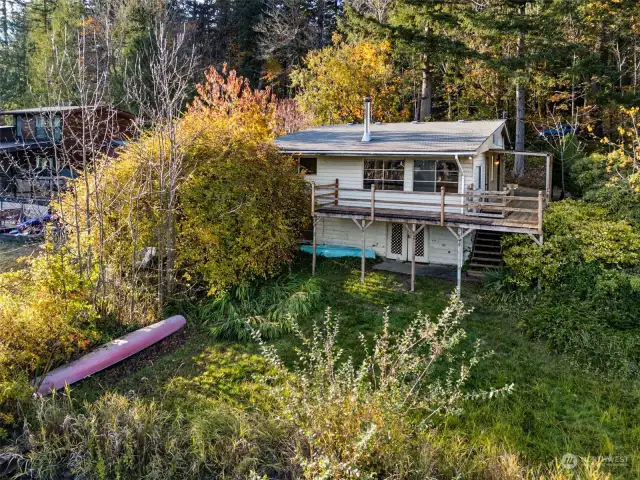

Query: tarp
[{"left": 300, "top": 244, "right": 376, "bottom": 259}]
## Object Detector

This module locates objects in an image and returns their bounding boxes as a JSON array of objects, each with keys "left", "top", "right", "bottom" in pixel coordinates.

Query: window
[
  {"left": 299, "top": 157, "right": 317, "bottom": 174},
  {"left": 0, "top": 115, "right": 14, "bottom": 127},
  {"left": 475, "top": 165, "right": 482, "bottom": 190},
  {"left": 413, "top": 160, "right": 459, "bottom": 193},
  {"left": 53, "top": 116, "right": 62, "bottom": 142},
  {"left": 35, "top": 116, "right": 46, "bottom": 140},
  {"left": 364, "top": 160, "right": 404, "bottom": 191},
  {"left": 35, "top": 156, "right": 53, "bottom": 170}
]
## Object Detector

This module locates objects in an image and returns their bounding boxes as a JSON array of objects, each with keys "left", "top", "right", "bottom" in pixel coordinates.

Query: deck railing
[{"left": 312, "top": 179, "right": 544, "bottom": 232}]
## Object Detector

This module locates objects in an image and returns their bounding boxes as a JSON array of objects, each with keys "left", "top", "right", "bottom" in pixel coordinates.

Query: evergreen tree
[{"left": 0, "top": 0, "right": 28, "bottom": 108}]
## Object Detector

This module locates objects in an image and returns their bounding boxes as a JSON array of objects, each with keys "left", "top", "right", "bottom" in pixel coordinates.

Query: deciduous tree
[{"left": 290, "top": 37, "right": 410, "bottom": 123}]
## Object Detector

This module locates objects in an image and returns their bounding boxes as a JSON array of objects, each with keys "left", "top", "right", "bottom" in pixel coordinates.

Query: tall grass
[
  {"left": 197, "top": 273, "right": 322, "bottom": 341},
  {"left": 483, "top": 265, "right": 640, "bottom": 379},
  {"left": 18, "top": 391, "right": 297, "bottom": 480}
]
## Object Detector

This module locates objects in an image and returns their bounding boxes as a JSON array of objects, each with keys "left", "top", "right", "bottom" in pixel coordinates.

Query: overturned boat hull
[{"left": 35, "top": 315, "right": 186, "bottom": 395}]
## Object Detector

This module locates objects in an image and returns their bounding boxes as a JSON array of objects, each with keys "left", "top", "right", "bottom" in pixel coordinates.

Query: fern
[{"left": 198, "top": 273, "right": 322, "bottom": 341}]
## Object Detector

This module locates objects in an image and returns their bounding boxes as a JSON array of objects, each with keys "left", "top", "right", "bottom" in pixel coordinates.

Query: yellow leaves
[
  {"left": 0, "top": 252, "right": 98, "bottom": 383},
  {"left": 291, "top": 40, "right": 409, "bottom": 125}
]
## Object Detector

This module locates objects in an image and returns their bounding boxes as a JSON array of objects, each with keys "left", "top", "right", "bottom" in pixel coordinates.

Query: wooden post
[
  {"left": 361, "top": 219, "right": 366, "bottom": 284},
  {"left": 411, "top": 224, "right": 417, "bottom": 292},
  {"left": 538, "top": 190, "right": 543, "bottom": 233},
  {"left": 353, "top": 219, "right": 372, "bottom": 284},
  {"left": 456, "top": 227, "right": 463, "bottom": 298},
  {"left": 440, "top": 186, "right": 445, "bottom": 226},
  {"left": 545, "top": 154, "right": 552, "bottom": 205},
  {"left": 334, "top": 178, "right": 339, "bottom": 206},
  {"left": 312, "top": 219, "right": 317, "bottom": 276},
  {"left": 370, "top": 184, "right": 376, "bottom": 220},
  {"left": 311, "top": 183, "right": 317, "bottom": 275}
]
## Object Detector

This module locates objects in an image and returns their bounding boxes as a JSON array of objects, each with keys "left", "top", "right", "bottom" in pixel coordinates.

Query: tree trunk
[
  {"left": 513, "top": 4, "right": 526, "bottom": 179},
  {"left": 1, "top": 0, "right": 7, "bottom": 47},
  {"left": 419, "top": 54, "right": 432, "bottom": 121}
]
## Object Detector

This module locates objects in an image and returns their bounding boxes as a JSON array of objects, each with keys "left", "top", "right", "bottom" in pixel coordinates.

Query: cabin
[
  {"left": 0, "top": 105, "right": 135, "bottom": 198},
  {"left": 276, "top": 98, "right": 552, "bottom": 294}
]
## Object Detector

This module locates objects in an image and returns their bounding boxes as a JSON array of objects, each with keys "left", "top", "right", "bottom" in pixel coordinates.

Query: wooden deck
[
  {"left": 315, "top": 202, "right": 539, "bottom": 234},
  {"left": 312, "top": 182, "right": 544, "bottom": 235},
  {"left": 309, "top": 181, "right": 546, "bottom": 295}
]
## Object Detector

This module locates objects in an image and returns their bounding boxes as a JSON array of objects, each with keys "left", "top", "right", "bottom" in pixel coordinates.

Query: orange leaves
[
  {"left": 186, "top": 65, "right": 278, "bottom": 147},
  {"left": 190, "top": 64, "right": 275, "bottom": 119}
]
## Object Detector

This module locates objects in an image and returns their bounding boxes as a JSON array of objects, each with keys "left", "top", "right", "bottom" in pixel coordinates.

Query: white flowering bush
[{"left": 255, "top": 293, "right": 514, "bottom": 479}]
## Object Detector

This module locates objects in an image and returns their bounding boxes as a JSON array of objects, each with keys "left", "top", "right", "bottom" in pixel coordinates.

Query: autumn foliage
[
  {"left": 0, "top": 249, "right": 98, "bottom": 438},
  {"left": 291, "top": 37, "right": 410, "bottom": 125},
  {"left": 180, "top": 67, "right": 310, "bottom": 294},
  {"left": 60, "top": 66, "right": 309, "bottom": 302}
]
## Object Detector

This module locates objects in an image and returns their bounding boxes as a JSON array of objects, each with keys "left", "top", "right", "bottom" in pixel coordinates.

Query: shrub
[
  {"left": 56, "top": 67, "right": 310, "bottom": 322},
  {"left": 583, "top": 181, "right": 640, "bottom": 228},
  {"left": 503, "top": 200, "right": 640, "bottom": 288},
  {"left": 198, "top": 273, "right": 323, "bottom": 341},
  {"left": 255, "top": 295, "right": 514, "bottom": 478},
  {"left": 176, "top": 67, "right": 310, "bottom": 295},
  {"left": 519, "top": 294, "right": 640, "bottom": 379},
  {"left": 177, "top": 140, "right": 310, "bottom": 296},
  {"left": 568, "top": 150, "right": 640, "bottom": 226},
  {"left": 569, "top": 153, "right": 607, "bottom": 196},
  {"left": 494, "top": 196, "right": 640, "bottom": 378},
  {"left": 0, "top": 251, "right": 97, "bottom": 439}
]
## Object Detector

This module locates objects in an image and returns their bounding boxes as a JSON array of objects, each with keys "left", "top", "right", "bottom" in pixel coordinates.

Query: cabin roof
[
  {"left": 0, "top": 106, "right": 82, "bottom": 115},
  {"left": 0, "top": 105, "right": 135, "bottom": 119},
  {"left": 276, "top": 120, "right": 506, "bottom": 156}
]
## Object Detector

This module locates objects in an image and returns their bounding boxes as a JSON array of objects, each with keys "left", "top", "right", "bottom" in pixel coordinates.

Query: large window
[
  {"left": 364, "top": 160, "right": 404, "bottom": 191},
  {"left": 413, "top": 160, "right": 459, "bottom": 193}
]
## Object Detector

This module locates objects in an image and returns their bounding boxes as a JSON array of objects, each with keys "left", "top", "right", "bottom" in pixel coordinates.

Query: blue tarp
[{"left": 300, "top": 244, "right": 376, "bottom": 259}]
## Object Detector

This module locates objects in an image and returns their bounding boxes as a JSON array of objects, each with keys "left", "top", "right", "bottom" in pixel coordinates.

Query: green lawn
[{"left": 75, "top": 257, "right": 640, "bottom": 478}]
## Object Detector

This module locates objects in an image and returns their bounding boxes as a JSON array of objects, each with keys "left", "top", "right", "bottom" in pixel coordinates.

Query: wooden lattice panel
[
  {"left": 391, "top": 224, "right": 403, "bottom": 255},
  {"left": 415, "top": 228, "right": 425, "bottom": 257}
]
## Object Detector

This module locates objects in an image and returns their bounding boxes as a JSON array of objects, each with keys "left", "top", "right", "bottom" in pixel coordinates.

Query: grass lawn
[
  {"left": 75, "top": 256, "right": 640, "bottom": 479},
  {"left": 0, "top": 240, "right": 41, "bottom": 272}
]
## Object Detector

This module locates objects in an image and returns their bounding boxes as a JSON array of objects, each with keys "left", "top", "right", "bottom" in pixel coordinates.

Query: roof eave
[{"left": 278, "top": 149, "right": 478, "bottom": 157}]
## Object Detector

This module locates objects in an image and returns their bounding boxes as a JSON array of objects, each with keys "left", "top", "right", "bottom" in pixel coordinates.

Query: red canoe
[{"left": 35, "top": 315, "right": 186, "bottom": 395}]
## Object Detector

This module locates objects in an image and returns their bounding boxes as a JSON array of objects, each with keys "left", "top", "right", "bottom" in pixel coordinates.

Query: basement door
[
  {"left": 386, "top": 223, "right": 407, "bottom": 261},
  {"left": 387, "top": 224, "right": 429, "bottom": 262},
  {"left": 409, "top": 225, "right": 428, "bottom": 263}
]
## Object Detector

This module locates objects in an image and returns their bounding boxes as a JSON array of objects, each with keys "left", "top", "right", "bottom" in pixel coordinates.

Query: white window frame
[
  {"left": 363, "top": 159, "right": 405, "bottom": 191},
  {"left": 413, "top": 159, "right": 460, "bottom": 193}
]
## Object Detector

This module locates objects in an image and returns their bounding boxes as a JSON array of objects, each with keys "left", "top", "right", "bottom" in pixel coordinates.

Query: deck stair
[{"left": 467, "top": 230, "right": 504, "bottom": 278}]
